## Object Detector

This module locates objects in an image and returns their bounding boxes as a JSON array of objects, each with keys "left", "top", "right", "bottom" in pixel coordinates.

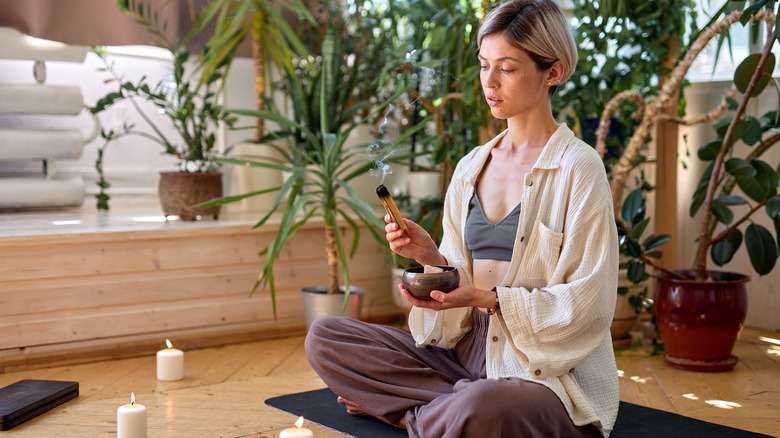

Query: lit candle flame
[
  {"left": 294, "top": 416, "right": 304, "bottom": 428},
  {"left": 166, "top": 339, "right": 173, "bottom": 349},
  {"left": 130, "top": 392, "right": 135, "bottom": 405}
]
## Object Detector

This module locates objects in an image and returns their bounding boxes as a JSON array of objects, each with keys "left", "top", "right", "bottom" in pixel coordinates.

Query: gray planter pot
[{"left": 301, "top": 286, "right": 365, "bottom": 330}]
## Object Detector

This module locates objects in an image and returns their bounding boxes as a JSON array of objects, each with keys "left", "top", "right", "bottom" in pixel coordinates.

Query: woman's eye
[
  {"left": 480, "top": 65, "right": 488, "bottom": 70},
  {"left": 501, "top": 69, "right": 513, "bottom": 73}
]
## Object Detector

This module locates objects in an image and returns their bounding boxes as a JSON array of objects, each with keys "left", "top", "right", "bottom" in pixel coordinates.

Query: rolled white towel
[
  {"left": 0, "top": 176, "right": 85, "bottom": 208},
  {"left": 0, "top": 128, "right": 85, "bottom": 160},
  {"left": 0, "top": 83, "right": 84, "bottom": 115}
]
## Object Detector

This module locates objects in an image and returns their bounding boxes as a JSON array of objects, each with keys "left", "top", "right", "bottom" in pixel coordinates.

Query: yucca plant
[{"left": 202, "top": 20, "right": 422, "bottom": 314}]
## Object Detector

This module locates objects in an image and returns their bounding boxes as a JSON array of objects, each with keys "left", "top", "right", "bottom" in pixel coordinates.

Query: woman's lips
[{"left": 486, "top": 96, "right": 502, "bottom": 107}]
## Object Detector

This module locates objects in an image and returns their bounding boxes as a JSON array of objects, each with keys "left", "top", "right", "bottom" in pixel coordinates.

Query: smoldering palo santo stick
[{"left": 376, "top": 184, "right": 407, "bottom": 230}]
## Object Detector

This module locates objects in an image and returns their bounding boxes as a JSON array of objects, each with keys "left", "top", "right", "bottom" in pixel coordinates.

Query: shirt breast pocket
[{"left": 524, "top": 221, "right": 564, "bottom": 286}]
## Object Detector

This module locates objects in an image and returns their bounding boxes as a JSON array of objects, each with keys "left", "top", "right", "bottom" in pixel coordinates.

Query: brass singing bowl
[{"left": 401, "top": 266, "right": 460, "bottom": 300}]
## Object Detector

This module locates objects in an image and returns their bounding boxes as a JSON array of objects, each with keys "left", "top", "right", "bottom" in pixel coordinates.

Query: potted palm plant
[
  {"left": 204, "top": 2, "right": 418, "bottom": 325},
  {"left": 610, "top": 3, "right": 778, "bottom": 370},
  {"left": 89, "top": 0, "right": 241, "bottom": 219}
]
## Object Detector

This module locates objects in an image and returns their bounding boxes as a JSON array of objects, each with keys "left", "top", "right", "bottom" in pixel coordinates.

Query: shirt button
[
  {"left": 520, "top": 236, "right": 524, "bottom": 243},
  {"left": 534, "top": 369, "right": 542, "bottom": 376},
  {"left": 569, "top": 368, "right": 575, "bottom": 373},
  {"left": 492, "top": 336, "right": 499, "bottom": 342},
  {"left": 430, "top": 339, "right": 437, "bottom": 344},
  {"left": 527, "top": 181, "right": 533, "bottom": 187}
]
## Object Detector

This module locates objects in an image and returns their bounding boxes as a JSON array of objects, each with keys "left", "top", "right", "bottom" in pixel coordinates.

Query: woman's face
[{"left": 478, "top": 32, "right": 550, "bottom": 120}]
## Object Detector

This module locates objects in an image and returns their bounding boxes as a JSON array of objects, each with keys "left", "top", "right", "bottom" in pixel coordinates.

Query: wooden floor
[{"left": 0, "top": 325, "right": 778, "bottom": 437}]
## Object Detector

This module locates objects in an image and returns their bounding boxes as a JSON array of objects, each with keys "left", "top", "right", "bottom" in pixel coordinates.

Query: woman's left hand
[{"left": 398, "top": 283, "right": 492, "bottom": 310}]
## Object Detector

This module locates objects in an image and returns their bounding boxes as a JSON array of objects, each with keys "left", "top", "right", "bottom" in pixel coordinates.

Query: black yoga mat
[{"left": 266, "top": 387, "right": 773, "bottom": 438}]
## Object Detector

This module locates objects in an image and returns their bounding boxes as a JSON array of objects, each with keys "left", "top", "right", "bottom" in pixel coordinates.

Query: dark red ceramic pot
[{"left": 653, "top": 269, "right": 748, "bottom": 372}]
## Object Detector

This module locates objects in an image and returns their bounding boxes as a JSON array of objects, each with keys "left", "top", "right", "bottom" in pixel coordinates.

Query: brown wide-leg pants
[{"left": 304, "top": 311, "right": 601, "bottom": 438}]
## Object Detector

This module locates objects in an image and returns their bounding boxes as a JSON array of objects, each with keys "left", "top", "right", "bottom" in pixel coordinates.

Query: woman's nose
[{"left": 482, "top": 69, "right": 498, "bottom": 88}]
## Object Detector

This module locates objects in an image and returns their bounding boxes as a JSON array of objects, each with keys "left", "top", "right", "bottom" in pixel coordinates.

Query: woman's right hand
[{"left": 384, "top": 214, "right": 444, "bottom": 266}]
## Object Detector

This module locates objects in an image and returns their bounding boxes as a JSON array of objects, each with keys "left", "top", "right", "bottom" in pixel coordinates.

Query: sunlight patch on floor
[
  {"left": 758, "top": 336, "right": 780, "bottom": 345},
  {"left": 630, "top": 375, "right": 651, "bottom": 383},
  {"left": 705, "top": 400, "right": 742, "bottom": 409},
  {"left": 617, "top": 369, "right": 653, "bottom": 384}
]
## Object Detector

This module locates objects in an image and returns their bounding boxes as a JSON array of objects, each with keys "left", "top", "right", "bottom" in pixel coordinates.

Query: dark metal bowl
[{"left": 401, "top": 266, "right": 460, "bottom": 300}]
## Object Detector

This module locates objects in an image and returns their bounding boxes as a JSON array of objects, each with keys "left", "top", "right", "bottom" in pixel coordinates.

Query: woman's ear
[{"left": 547, "top": 60, "right": 565, "bottom": 85}]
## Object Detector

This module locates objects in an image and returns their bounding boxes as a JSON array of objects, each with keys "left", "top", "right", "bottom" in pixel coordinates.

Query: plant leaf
[
  {"left": 767, "top": 196, "right": 780, "bottom": 218},
  {"left": 725, "top": 158, "right": 757, "bottom": 178},
  {"left": 626, "top": 260, "right": 646, "bottom": 284},
  {"left": 630, "top": 217, "right": 651, "bottom": 240},
  {"left": 745, "top": 223, "right": 778, "bottom": 275},
  {"left": 643, "top": 234, "right": 672, "bottom": 252},
  {"left": 697, "top": 140, "right": 723, "bottom": 161},
  {"left": 737, "top": 160, "right": 774, "bottom": 201},
  {"left": 624, "top": 237, "right": 643, "bottom": 258},
  {"left": 734, "top": 52, "right": 776, "bottom": 97},
  {"left": 712, "top": 204, "right": 734, "bottom": 225},
  {"left": 711, "top": 229, "right": 742, "bottom": 266},
  {"left": 714, "top": 194, "right": 748, "bottom": 205},
  {"left": 742, "top": 116, "right": 764, "bottom": 145},
  {"left": 621, "top": 188, "right": 645, "bottom": 223}
]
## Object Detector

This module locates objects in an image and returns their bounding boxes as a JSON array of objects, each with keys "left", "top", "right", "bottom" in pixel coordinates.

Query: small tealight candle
[
  {"left": 117, "top": 392, "right": 147, "bottom": 438},
  {"left": 279, "top": 416, "right": 313, "bottom": 438},
  {"left": 156, "top": 339, "right": 184, "bottom": 381}
]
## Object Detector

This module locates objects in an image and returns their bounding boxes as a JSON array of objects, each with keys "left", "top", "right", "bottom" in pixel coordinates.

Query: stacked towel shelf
[{"left": 0, "top": 27, "right": 97, "bottom": 209}]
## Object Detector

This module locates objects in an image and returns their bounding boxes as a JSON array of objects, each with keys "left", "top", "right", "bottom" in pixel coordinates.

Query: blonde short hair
[{"left": 478, "top": 0, "right": 577, "bottom": 92}]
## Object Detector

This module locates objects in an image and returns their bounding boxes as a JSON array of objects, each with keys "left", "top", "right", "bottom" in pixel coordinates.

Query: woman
[{"left": 305, "top": 0, "right": 619, "bottom": 436}]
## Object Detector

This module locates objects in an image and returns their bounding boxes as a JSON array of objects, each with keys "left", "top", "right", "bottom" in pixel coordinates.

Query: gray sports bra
[{"left": 465, "top": 188, "right": 521, "bottom": 261}]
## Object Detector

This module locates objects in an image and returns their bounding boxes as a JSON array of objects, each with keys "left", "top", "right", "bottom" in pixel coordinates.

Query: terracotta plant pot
[
  {"left": 158, "top": 171, "right": 223, "bottom": 221},
  {"left": 653, "top": 269, "right": 748, "bottom": 371}
]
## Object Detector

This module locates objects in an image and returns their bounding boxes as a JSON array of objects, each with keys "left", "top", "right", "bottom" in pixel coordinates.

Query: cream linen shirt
[{"left": 407, "top": 124, "right": 620, "bottom": 436}]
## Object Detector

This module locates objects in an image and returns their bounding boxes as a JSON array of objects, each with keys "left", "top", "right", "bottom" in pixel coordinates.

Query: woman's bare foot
[
  {"left": 337, "top": 396, "right": 369, "bottom": 416},
  {"left": 336, "top": 396, "right": 407, "bottom": 429}
]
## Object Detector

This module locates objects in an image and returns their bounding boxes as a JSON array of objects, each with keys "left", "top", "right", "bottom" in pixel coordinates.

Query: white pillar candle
[
  {"left": 156, "top": 339, "right": 184, "bottom": 381},
  {"left": 279, "top": 416, "right": 313, "bottom": 438},
  {"left": 117, "top": 392, "right": 147, "bottom": 438}
]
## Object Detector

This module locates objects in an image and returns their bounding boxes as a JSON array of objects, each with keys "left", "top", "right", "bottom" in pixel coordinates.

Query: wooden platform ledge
[{"left": 0, "top": 207, "right": 401, "bottom": 373}]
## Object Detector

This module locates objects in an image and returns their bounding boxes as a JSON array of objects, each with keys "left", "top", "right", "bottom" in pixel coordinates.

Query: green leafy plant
[
  {"left": 88, "top": 0, "right": 238, "bottom": 211},
  {"left": 557, "top": 0, "right": 692, "bottom": 300},
  {"left": 617, "top": 188, "right": 671, "bottom": 308},
  {"left": 556, "top": 0, "right": 698, "bottom": 142},
  {"left": 690, "top": 45, "right": 780, "bottom": 278},
  {"left": 601, "top": 2, "right": 779, "bottom": 281},
  {"left": 372, "top": 0, "right": 498, "bottom": 246},
  {"left": 196, "top": 0, "right": 314, "bottom": 139},
  {"left": 202, "top": 6, "right": 421, "bottom": 314}
]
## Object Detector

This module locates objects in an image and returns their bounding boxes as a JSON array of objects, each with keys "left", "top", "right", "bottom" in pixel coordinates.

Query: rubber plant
[{"left": 598, "top": 3, "right": 778, "bottom": 280}]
